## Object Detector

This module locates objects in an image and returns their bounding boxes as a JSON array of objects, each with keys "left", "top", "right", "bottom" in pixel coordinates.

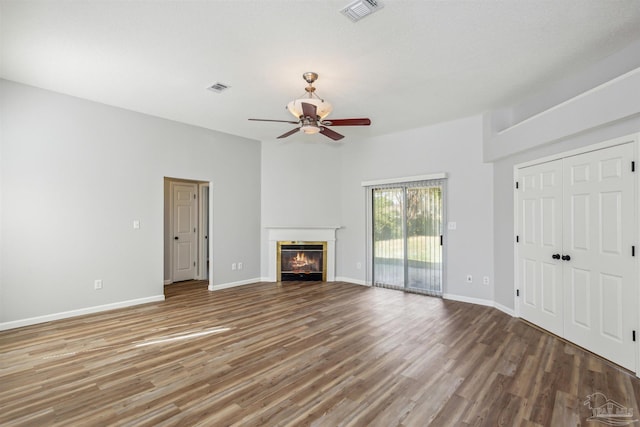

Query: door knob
[
  {"left": 174, "top": 236, "right": 179, "bottom": 240},
  {"left": 552, "top": 253, "right": 561, "bottom": 259},
  {"left": 562, "top": 254, "right": 571, "bottom": 261}
]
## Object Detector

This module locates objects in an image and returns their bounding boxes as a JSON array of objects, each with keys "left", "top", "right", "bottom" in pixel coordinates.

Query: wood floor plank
[{"left": 1, "top": 280, "right": 638, "bottom": 426}]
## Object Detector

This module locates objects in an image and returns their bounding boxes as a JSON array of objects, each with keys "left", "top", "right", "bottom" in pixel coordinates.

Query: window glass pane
[
  {"left": 373, "top": 188, "right": 404, "bottom": 287},
  {"left": 406, "top": 186, "right": 442, "bottom": 294}
]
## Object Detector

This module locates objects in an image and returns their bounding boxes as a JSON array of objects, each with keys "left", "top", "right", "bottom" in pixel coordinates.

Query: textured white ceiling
[{"left": 2, "top": 0, "right": 640, "bottom": 142}]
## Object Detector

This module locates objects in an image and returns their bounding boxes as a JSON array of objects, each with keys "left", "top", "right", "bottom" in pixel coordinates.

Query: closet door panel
[
  {"left": 562, "top": 143, "right": 636, "bottom": 370},
  {"left": 517, "top": 160, "right": 564, "bottom": 336}
]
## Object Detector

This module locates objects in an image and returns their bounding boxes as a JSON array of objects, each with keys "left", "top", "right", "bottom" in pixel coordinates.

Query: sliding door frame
[{"left": 363, "top": 173, "right": 448, "bottom": 295}]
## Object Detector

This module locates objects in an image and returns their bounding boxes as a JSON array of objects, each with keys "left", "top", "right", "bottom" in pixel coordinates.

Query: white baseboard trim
[
  {"left": 163, "top": 280, "right": 172, "bottom": 285},
  {"left": 209, "top": 278, "right": 261, "bottom": 291},
  {"left": 443, "top": 293, "right": 494, "bottom": 307},
  {"left": 494, "top": 302, "right": 516, "bottom": 317},
  {"left": 335, "top": 277, "right": 369, "bottom": 286},
  {"left": 443, "top": 293, "right": 516, "bottom": 317},
  {"left": 0, "top": 295, "right": 166, "bottom": 331}
]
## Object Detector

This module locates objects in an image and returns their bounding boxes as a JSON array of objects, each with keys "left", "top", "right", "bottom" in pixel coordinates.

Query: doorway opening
[{"left": 164, "top": 177, "right": 211, "bottom": 289}]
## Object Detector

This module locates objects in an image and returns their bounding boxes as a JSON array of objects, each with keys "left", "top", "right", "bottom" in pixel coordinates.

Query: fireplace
[
  {"left": 266, "top": 226, "right": 338, "bottom": 282},
  {"left": 277, "top": 241, "right": 327, "bottom": 281}
]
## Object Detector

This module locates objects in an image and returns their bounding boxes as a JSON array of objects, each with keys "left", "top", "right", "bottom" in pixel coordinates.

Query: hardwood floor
[{"left": 1, "top": 281, "right": 638, "bottom": 426}]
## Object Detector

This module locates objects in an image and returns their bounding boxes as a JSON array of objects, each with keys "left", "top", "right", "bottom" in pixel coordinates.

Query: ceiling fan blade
[
  {"left": 319, "top": 127, "right": 344, "bottom": 141},
  {"left": 277, "top": 128, "right": 301, "bottom": 139},
  {"left": 320, "top": 118, "right": 371, "bottom": 126},
  {"left": 301, "top": 102, "right": 317, "bottom": 118},
  {"left": 249, "top": 118, "right": 299, "bottom": 124}
]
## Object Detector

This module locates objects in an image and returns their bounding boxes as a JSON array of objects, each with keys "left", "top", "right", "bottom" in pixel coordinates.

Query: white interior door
[
  {"left": 517, "top": 159, "right": 564, "bottom": 336},
  {"left": 562, "top": 143, "right": 636, "bottom": 370},
  {"left": 517, "top": 141, "right": 637, "bottom": 371},
  {"left": 172, "top": 182, "right": 197, "bottom": 282}
]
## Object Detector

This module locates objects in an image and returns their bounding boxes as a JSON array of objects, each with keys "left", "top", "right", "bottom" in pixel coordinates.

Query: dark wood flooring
[{"left": 1, "top": 281, "right": 638, "bottom": 426}]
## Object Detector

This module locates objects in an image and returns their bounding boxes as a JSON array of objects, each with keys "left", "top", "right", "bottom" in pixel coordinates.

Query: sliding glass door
[
  {"left": 371, "top": 180, "right": 444, "bottom": 296},
  {"left": 372, "top": 187, "right": 405, "bottom": 287}
]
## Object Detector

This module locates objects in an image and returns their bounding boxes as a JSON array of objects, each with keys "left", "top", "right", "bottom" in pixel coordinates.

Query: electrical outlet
[
  {"left": 133, "top": 220, "right": 140, "bottom": 229},
  {"left": 483, "top": 276, "right": 490, "bottom": 285},
  {"left": 356, "top": 262, "right": 362, "bottom": 270},
  {"left": 466, "top": 275, "right": 473, "bottom": 283},
  {"left": 448, "top": 222, "right": 457, "bottom": 230},
  {"left": 94, "top": 279, "right": 103, "bottom": 290},
  {"left": 231, "top": 263, "right": 237, "bottom": 271},
  {"left": 238, "top": 262, "right": 243, "bottom": 270}
]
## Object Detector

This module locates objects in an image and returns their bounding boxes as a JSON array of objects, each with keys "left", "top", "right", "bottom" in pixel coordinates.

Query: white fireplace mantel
[{"left": 266, "top": 226, "right": 340, "bottom": 282}]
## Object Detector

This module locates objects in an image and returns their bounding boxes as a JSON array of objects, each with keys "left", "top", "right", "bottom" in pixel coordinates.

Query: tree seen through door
[{"left": 372, "top": 183, "right": 443, "bottom": 295}]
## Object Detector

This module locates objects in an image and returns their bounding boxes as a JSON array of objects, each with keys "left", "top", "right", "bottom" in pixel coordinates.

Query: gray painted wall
[{"left": 0, "top": 80, "right": 261, "bottom": 324}]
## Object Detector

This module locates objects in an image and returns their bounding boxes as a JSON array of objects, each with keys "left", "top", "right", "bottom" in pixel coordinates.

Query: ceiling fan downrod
[{"left": 303, "top": 72, "right": 318, "bottom": 97}]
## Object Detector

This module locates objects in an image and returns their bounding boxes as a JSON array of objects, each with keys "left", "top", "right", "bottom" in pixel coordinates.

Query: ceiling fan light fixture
[
  {"left": 300, "top": 124, "right": 321, "bottom": 135},
  {"left": 248, "top": 72, "right": 370, "bottom": 141},
  {"left": 286, "top": 98, "right": 333, "bottom": 120}
]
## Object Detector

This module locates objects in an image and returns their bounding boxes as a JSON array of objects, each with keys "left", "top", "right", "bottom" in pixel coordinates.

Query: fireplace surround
[{"left": 266, "top": 226, "right": 339, "bottom": 282}]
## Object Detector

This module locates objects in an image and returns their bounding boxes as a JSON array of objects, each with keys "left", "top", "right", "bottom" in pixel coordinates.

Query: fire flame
[{"left": 289, "top": 252, "right": 318, "bottom": 272}]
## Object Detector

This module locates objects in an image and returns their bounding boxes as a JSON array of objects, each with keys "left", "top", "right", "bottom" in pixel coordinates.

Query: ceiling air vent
[
  {"left": 340, "top": 0, "right": 384, "bottom": 22},
  {"left": 207, "top": 82, "right": 231, "bottom": 93}
]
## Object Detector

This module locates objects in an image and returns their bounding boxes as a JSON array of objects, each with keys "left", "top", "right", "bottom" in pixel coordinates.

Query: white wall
[
  {"left": 0, "top": 79, "right": 261, "bottom": 326},
  {"left": 338, "top": 115, "right": 494, "bottom": 302},
  {"left": 486, "top": 41, "right": 640, "bottom": 311},
  {"left": 259, "top": 116, "right": 495, "bottom": 303},
  {"left": 260, "top": 139, "right": 343, "bottom": 277}
]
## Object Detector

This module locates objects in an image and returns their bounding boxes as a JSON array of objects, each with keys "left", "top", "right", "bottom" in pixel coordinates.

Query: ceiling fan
[{"left": 249, "top": 72, "right": 371, "bottom": 141}]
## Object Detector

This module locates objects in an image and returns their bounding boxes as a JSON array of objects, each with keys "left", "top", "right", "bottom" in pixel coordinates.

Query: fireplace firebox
[{"left": 277, "top": 241, "right": 327, "bottom": 281}]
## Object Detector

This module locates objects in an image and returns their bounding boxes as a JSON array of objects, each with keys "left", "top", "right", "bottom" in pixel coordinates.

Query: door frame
[
  {"left": 165, "top": 177, "right": 213, "bottom": 290},
  {"left": 363, "top": 172, "right": 448, "bottom": 295},
  {"left": 513, "top": 132, "right": 639, "bottom": 375},
  {"left": 169, "top": 180, "right": 198, "bottom": 282},
  {"left": 197, "top": 183, "right": 210, "bottom": 281}
]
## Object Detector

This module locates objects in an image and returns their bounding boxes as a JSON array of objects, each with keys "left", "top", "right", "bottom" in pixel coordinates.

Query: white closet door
[
  {"left": 517, "top": 159, "right": 564, "bottom": 336},
  {"left": 562, "top": 143, "right": 636, "bottom": 370}
]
